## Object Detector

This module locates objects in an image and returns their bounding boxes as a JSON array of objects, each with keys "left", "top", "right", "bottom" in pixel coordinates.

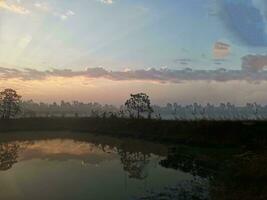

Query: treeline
[
  {"left": 0, "top": 89, "right": 153, "bottom": 119},
  {"left": 21, "top": 100, "right": 119, "bottom": 118},
  {"left": 21, "top": 93, "right": 153, "bottom": 119},
  {"left": 2, "top": 88, "right": 267, "bottom": 120},
  {"left": 21, "top": 101, "right": 267, "bottom": 121},
  {"left": 153, "top": 102, "right": 266, "bottom": 120}
]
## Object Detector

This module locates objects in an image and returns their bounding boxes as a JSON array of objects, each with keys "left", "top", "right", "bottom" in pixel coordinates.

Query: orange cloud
[
  {"left": 0, "top": 0, "right": 29, "bottom": 14},
  {"left": 213, "top": 42, "right": 231, "bottom": 59}
]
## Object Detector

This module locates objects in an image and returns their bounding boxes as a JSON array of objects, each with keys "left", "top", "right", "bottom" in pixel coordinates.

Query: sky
[{"left": 1, "top": 0, "right": 267, "bottom": 105}]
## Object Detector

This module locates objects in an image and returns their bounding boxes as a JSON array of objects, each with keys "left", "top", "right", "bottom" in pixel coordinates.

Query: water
[{"left": 0, "top": 132, "right": 196, "bottom": 200}]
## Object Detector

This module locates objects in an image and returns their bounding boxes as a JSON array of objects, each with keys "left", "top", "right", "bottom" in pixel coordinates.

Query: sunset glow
[{"left": 1, "top": 0, "right": 267, "bottom": 104}]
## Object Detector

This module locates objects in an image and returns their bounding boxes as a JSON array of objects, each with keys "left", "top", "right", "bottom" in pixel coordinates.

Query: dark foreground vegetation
[{"left": 1, "top": 118, "right": 267, "bottom": 147}]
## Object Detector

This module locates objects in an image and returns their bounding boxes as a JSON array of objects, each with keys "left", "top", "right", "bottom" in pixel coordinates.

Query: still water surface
[{"left": 0, "top": 132, "right": 197, "bottom": 200}]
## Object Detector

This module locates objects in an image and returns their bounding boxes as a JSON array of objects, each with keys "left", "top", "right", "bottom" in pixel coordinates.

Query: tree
[
  {"left": 125, "top": 93, "right": 153, "bottom": 119},
  {"left": 0, "top": 89, "right": 21, "bottom": 119}
]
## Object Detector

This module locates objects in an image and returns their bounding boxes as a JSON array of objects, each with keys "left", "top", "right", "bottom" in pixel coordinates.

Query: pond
[
  {"left": 1, "top": 132, "right": 265, "bottom": 200},
  {"left": 0, "top": 132, "right": 210, "bottom": 200}
]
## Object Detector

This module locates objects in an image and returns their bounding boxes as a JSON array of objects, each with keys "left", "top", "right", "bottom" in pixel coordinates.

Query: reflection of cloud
[
  {"left": 18, "top": 139, "right": 117, "bottom": 164},
  {"left": 0, "top": 0, "right": 29, "bottom": 14},
  {"left": 213, "top": 42, "right": 230, "bottom": 59},
  {"left": 242, "top": 54, "right": 267, "bottom": 72},
  {"left": 26, "top": 140, "right": 101, "bottom": 155}
]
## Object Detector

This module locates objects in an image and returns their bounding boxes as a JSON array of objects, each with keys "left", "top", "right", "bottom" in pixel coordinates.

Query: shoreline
[{"left": 0, "top": 118, "right": 266, "bottom": 147}]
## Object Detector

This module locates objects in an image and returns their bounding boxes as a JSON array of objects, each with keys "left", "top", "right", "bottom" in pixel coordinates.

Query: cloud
[
  {"left": 34, "top": 1, "right": 75, "bottom": 20},
  {"left": 100, "top": 0, "right": 113, "bottom": 5},
  {"left": 217, "top": 0, "right": 267, "bottom": 46},
  {"left": 66, "top": 10, "right": 75, "bottom": 16},
  {"left": 54, "top": 9, "right": 75, "bottom": 20},
  {"left": 34, "top": 2, "right": 50, "bottom": 11},
  {"left": 242, "top": 54, "right": 267, "bottom": 72},
  {"left": 0, "top": 0, "right": 29, "bottom": 14},
  {"left": 252, "top": 0, "right": 267, "bottom": 20},
  {"left": 0, "top": 1, "right": 75, "bottom": 20},
  {"left": 213, "top": 42, "right": 230, "bottom": 59},
  {"left": 2, "top": 61, "right": 267, "bottom": 83},
  {"left": 173, "top": 58, "right": 192, "bottom": 66},
  {"left": 213, "top": 58, "right": 227, "bottom": 65}
]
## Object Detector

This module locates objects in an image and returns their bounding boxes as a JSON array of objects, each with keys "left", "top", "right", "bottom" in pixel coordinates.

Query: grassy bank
[{"left": 0, "top": 118, "right": 267, "bottom": 147}]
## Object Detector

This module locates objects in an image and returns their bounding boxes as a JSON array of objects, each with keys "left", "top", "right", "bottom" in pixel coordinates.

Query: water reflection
[
  {"left": 0, "top": 133, "right": 264, "bottom": 199},
  {"left": 0, "top": 133, "right": 195, "bottom": 200},
  {"left": 0, "top": 140, "right": 114, "bottom": 170},
  {"left": 119, "top": 151, "right": 150, "bottom": 180},
  {"left": 0, "top": 138, "right": 163, "bottom": 179},
  {"left": 157, "top": 146, "right": 267, "bottom": 200},
  {"left": 160, "top": 147, "right": 218, "bottom": 178},
  {"left": 0, "top": 142, "right": 20, "bottom": 171}
]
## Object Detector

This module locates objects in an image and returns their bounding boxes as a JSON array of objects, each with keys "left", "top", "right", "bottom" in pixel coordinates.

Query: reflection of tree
[
  {"left": 210, "top": 153, "right": 267, "bottom": 200},
  {"left": 160, "top": 148, "right": 267, "bottom": 200},
  {"left": 119, "top": 150, "right": 150, "bottom": 180},
  {"left": 160, "top": 148, "right": 218, "bottom": 178},
  {"left": 0, "top": 143, "right": 20, "bottom": 171},
  {"left": 134, "top": 178, "right": 210, "bottom": 200}
]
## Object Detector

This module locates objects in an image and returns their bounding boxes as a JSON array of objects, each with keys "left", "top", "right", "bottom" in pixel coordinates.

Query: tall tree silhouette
[
  {"left": 0, "top": 89, "right": 21, "bottom": 119},
  {"left": 125, "top": 93, "right": 153, "bottom": 119}
]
